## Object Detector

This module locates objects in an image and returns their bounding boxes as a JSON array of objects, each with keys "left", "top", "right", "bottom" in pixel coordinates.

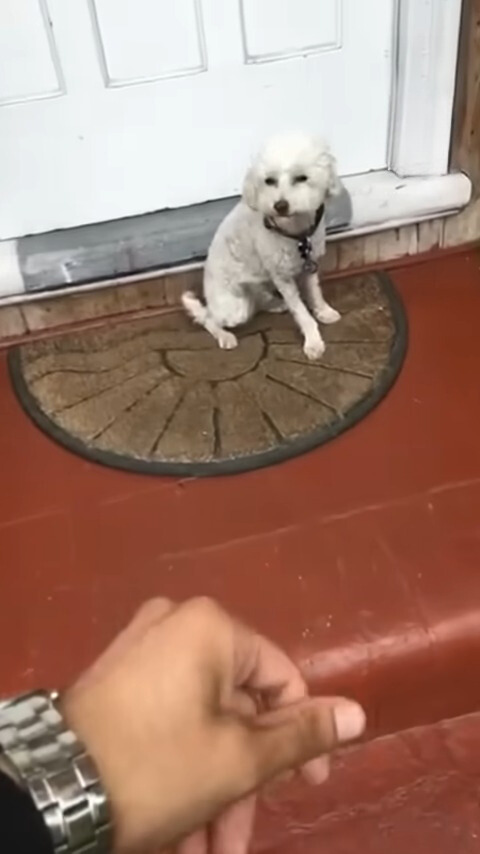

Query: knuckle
[
  {"left": 183, "top": 596, "right": 224, "bottom": 626},
  {"left": 134, "top": 597, "right": 172, "bottom": 625}
]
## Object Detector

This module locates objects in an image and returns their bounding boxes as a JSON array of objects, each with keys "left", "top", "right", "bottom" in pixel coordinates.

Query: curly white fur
[{"left": 182, "top": 132, "right": 342, "bottom": 360}]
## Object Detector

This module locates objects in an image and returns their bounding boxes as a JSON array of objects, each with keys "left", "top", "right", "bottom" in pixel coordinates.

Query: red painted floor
[{"left": 1, "top": 251, "right": 480, "bottom": 851}]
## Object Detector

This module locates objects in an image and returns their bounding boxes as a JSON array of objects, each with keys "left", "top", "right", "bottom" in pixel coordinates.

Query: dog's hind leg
[
  {"left": 255, "top": 287, "right": 287, "bottom": 314},
  {"left": 181, "top": 291, "right": 238, "bottom": 350}
]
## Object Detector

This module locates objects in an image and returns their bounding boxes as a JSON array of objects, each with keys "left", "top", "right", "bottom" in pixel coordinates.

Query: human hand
[{"left": 63, "top": 598, "right": 366, "bottom": 854}]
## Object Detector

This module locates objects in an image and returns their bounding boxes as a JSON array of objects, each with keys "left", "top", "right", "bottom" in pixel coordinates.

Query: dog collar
[{"left": 264, "top": 203, "right": 325, "bottom": 273}]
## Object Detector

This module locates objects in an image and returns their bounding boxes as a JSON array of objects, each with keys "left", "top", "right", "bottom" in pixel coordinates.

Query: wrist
[
  {"left": 61, "top": 690, "right": 149, "bottom": 854},
  {"left": 0, "top": 751, "right": 21, "bottom": 785}
]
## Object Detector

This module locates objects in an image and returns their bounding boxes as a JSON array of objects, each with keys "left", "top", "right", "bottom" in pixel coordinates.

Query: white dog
[{"left": 182, "top": 132, "right": 342, "bottom": 360}]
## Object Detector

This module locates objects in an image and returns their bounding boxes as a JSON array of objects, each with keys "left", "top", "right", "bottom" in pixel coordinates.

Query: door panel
[
  {"left": 0, "top": 0, "right": 63, "bottom": 104},
  {"left": 241, "top": 0, "right": 340, "bottom": 61},
  {"left": 0, "top": 0, "right": 395, "bottom": 238},
  {"left": 91, "top": 0, "right": 206, "bottom": 84}
]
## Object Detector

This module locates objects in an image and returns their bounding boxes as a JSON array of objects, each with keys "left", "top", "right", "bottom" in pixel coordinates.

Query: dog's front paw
[
  {"left": 315, "top": 304, "right": 341, "bottom": 325},
  {"left": 303, "top": 336, "right": 326, "bottom": 361},
  {"left": 218, "top": 330, "right": 238, "bottom": 350}
]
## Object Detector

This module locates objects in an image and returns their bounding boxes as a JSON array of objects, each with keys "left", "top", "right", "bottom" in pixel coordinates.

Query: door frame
[{"left": 389, "top": 0, "right": 463, "bottom": 177}]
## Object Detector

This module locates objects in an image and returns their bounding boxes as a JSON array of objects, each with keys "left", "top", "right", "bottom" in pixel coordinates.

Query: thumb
[{"left": 244, "top": 697, "right": 365, "bottom": 789}]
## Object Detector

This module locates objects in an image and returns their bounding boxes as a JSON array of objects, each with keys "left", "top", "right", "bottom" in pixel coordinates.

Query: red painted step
[{"left": 255, "top": 712, "right": 480, "bottom": 854}]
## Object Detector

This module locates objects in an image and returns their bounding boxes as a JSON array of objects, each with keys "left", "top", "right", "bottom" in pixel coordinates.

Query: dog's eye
[
  {"left": 294, "top": 175, "right": 308, "bottom": 184},
  {"left": 265, "top": 177, "right": 277, "bottom": 187}
]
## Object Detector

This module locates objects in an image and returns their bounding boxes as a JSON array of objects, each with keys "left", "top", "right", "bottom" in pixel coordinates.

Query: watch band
[{"left": 0, "top": 691, "right": 111, "bottom": 853}]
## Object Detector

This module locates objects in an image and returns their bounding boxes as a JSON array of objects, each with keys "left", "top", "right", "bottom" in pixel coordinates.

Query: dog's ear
[{"left": 242, "top": 166, "right": 260, "bottom": 210}]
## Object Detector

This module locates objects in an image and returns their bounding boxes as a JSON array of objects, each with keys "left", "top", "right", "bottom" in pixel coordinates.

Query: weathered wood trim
[
  {"left": 443, "top": 0, "right": 480, "bottom": 247},
  {"left": 450, "top": 0, "right": 480, "bottom": 193}
]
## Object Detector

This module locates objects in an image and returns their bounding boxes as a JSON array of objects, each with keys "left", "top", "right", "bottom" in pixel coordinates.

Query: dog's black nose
[{"left": 274, "top": 200, "right": 290, "bottom": 216}]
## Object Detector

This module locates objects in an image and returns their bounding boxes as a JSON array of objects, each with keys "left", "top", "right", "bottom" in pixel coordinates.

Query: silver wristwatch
[{"left": 0, "top": 691, "right": 111, "bottom": 853}]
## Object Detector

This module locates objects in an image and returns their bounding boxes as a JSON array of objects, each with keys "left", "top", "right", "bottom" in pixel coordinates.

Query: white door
[{"left": 0, "top": 0, "right": 395, "bottom": 239}]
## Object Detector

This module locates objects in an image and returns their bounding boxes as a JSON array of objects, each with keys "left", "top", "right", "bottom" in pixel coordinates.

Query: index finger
[
  {"left": 232, "top": 623, "right": 340, "bottom": 785},
  {"left": 233, "top": 622, "right": 307, "bottom": 708}
]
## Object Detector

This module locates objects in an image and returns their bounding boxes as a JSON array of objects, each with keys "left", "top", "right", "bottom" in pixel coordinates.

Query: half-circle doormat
[{"left": 8, "top": 273, "right": 407, "bottom": 477}]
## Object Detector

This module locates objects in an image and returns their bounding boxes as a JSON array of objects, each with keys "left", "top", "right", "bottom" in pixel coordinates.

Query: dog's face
[{"left": 242, "top": 132, "right": 341, "bottom": 218}]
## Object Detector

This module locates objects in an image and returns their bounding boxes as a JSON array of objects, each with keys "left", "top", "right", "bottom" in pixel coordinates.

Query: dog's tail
[{"left": 181, "top": 289, "right": 209, "bottom": 328}]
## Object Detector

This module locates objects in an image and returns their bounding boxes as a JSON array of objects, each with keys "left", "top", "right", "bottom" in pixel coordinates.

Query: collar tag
[
  {"left": 264, "top": 204, "right": 324, "bottom": 274},
  {"left": 298, "top": 237, "right": 318, "bottom": 274}
]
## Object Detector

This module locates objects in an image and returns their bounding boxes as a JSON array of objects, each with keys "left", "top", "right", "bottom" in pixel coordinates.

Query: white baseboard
[{"left": 0, "top": 170, "right": 473, "bottom": 305}]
